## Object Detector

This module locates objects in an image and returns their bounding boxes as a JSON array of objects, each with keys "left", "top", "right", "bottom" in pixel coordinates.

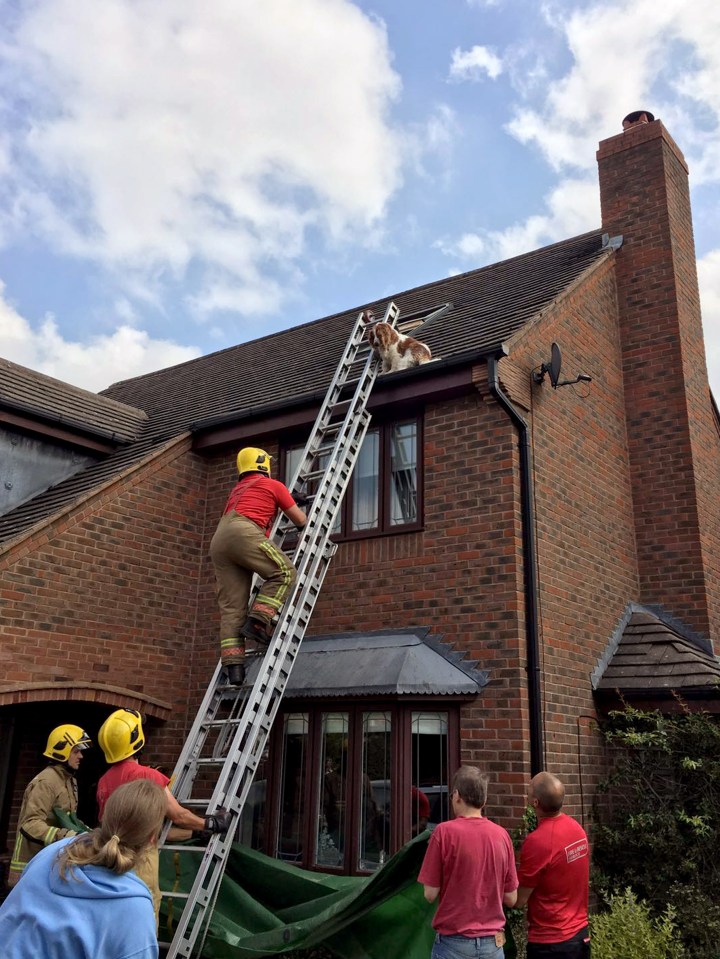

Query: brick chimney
[{"left": 597, "top": 114, "right": 720, "bottom": 645}]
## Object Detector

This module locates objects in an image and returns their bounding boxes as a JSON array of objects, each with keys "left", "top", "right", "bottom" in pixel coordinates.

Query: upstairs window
[{"left": 284, "top": 417, "right": 422, "bottom": 537}]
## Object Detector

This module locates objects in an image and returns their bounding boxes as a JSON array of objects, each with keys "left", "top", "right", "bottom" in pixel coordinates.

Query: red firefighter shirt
[
  {"left": 222, "top": 475, "right": 295, "bottom": 534},
  {"left": 96, "top": 759, "right": 169, "bottom": 820},
  {"left": 517, "top": 813, "right": 590, "bottom": 944}
]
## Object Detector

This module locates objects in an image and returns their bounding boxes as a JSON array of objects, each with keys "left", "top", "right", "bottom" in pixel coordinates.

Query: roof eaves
[
  {"left": 0, "top": 395, "right": 141, "bottom": 446},
  {"left": 190, "top": 342, "right": 509, "bottom": 435}
]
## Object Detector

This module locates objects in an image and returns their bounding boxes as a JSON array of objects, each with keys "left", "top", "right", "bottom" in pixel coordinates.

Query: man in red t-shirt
[
  {"left": 209, "top": 446, "right": 307, "bottom": 685},
  {"left": 418, "top": 766, "right": 518, "bottom": 958},
  {"left": 516, "top": 772, "right": 591, "bottom": 958},
  {"left": 97, "top": 708, "right": 231, "bottom": 920}
]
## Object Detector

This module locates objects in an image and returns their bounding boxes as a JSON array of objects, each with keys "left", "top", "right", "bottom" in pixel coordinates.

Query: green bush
[
  {"left": 589, "top": 888, "right": 685, "bottom": 959},
  {"left": 593, "top": 704, "right": 720, "bottom": 956}
]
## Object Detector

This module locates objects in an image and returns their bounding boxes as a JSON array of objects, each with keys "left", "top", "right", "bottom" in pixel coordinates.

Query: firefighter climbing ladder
[{"left": 159, "top": 301, "right": 400, "bottom": 958}]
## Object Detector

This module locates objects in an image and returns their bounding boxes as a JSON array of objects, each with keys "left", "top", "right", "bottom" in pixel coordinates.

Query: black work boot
[
  {"left": 240, "top": 617, "right": 273, "bottom": 646},
  {"left": 225, "top": 662, "right": 245, "bottom": 686}
]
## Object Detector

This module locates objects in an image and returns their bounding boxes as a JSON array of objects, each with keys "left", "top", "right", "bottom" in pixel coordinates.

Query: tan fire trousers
[
  {"left": 209, "top": 513, "right": 297, "bottom": 656},
  {"left": 134, "top": 845, "right": 161, "bottom": 926}
]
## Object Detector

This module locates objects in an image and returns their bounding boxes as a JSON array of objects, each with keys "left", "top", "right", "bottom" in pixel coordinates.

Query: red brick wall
[
  {"left": 198, "top": 402, "right": 531, "bottom": 823},
  {"left": 598, "top": 120, "right": 720, "bottom": 646},
  {"left": 505, "top": 257, "right": 639, "bottom": 820},
  {"left": 0, "top": 437, "right": 211, "bottom": 848}
]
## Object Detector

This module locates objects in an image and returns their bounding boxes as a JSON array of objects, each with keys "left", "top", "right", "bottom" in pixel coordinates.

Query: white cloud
[
  {"left": 404, "top": 104, "right": 459, "bottom": 184},
  {"left": 0, "top": 282, "right": 200, "bottom": 392},
  {"left": 505, "top": 1, "right": 720, "bottom": 180},
  {"left": 436, "top": 177, "right": 599, "bottom": 264},
  {"left": 0, "top": 0, "right": 403, "bottom": 319},
  {"left": 698, "top": 249, "right": 720, "bottom": 398},
  {"left": 449, "top": 46, "right": 503, "bottom": 82}
]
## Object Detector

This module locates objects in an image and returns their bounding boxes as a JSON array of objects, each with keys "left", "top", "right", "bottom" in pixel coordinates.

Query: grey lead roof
[
  {"left": 0, "top": 230, "right": 608, "bottom": 548},
  {"left": 246, "top": 627, "right": 488, "bottom": 696}
]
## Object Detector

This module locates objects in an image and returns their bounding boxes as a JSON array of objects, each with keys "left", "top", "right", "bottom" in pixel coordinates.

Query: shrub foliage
[
  {"left": 593, "top": 704, "right": 720, "bottom": 957},
  {"left": 589, "top": 888, "right": 684, "bottom": 959}
]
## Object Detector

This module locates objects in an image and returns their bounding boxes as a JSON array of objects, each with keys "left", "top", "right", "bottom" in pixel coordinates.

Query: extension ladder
[{"left": 159, "top": 302, "right": 400, "bottom": 958}]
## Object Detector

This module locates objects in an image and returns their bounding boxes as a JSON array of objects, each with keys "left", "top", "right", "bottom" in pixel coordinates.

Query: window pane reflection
[
  {"left": 390, "top": 422, "right": 418, "bottom": 525},
  {"left": 352, "top": 431, "right": 379, "bottom": 530},
  {"left": 316, "top": 712, "right": 349, "bottom": 867},
  {"left": 238, "top": 750, "right": 268, "bottom": 851},
  {"left": 285, "top": 445, "right": 340, "bottom": 533},
  {"left": 276, "top": 713, "right": 308, "bottom": 862},
  {"left": 359, "top": 711, "right": 391, "bottom": 871},
  {"left": 412, "top": 712, "right": 449, "bottom": 830}
]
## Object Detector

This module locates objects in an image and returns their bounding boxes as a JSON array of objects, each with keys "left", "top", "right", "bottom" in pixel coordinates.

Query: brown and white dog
[{"left": 361, "top": 310, "right": 432, "bottom": 373}]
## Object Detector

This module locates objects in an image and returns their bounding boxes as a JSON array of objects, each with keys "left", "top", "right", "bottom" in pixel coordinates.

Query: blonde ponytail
[{"left": 57, "top": 779, "right": 166, "bottom": 880}]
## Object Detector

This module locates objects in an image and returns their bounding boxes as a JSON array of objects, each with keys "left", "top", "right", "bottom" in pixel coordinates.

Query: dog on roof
[{"left": 361, "top": 309, "right": 433, "bottom": 374}]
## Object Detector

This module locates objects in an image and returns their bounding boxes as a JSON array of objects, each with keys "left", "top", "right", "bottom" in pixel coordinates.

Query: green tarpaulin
[{"left": 158, "top": 834, "right": 517, "bottom": 959}]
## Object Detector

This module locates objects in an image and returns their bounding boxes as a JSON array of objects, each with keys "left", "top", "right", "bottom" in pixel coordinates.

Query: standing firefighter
[
  {"left": 210, "top": 446, "right": 307, "bottom": 686},
  {"left": 9, "top": 724, "right": 92, "bottom": 886},
  {"left": 96, "top": 708, "right": 230, "bottom": 922}
]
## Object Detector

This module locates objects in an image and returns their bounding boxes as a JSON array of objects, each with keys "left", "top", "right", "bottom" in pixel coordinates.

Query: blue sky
[{"left": 0, "top": 0, "right": 719, "bottom": 395}]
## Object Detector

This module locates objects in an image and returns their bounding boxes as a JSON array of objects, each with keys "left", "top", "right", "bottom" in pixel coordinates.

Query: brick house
[{"left": 1, "top": 113, "right": 719, "bottom": 879}]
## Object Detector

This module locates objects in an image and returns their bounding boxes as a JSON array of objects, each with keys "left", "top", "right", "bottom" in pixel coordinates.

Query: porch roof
[{"left": 247, "top": 627, "right": 488, "bottom": 697}]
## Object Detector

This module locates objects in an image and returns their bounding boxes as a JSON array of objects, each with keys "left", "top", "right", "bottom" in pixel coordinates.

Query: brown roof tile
[{"left": 0, "top": 357, "right": 147, "bottom": 444}]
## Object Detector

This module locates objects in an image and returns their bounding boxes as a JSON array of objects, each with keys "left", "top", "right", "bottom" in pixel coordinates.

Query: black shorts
[{"left": 526, "top": 927, "right": 590, "bottom": 958}]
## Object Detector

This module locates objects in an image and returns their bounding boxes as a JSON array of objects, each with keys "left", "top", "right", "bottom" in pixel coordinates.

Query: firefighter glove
[{"left": 204, "top": 808, "right": 231, "bottom": 834}]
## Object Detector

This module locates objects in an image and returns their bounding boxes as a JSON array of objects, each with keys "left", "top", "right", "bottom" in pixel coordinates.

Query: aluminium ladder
[{"left": 159, "top": 301, "right": 400, "bottom": 958}]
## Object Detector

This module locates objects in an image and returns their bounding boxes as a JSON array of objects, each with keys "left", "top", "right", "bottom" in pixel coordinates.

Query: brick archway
[{"left": 0, "top": 681, "right": 172, "bottom": 720}]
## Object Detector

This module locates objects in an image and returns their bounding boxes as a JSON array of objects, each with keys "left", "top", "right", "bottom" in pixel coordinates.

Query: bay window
[{"left": 240, "top": 701, "right": 457, "bottom": 876}]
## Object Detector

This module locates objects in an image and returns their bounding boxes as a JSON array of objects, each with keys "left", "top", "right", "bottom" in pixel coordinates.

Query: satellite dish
[
  {"left": 532, "top": 341, "right": 591, "bottom": 389},
  {"left": 549, "top": 342, "right": 562, "bottom": 388}
]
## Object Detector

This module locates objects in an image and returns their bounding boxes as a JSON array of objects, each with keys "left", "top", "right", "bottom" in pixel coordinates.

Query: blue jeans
[{"left": 431, "top": 932, "right": 504, "bottom": 959}]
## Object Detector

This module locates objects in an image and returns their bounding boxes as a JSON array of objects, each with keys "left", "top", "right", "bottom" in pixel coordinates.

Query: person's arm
[
  {"left": 164, "top": 788, "right": 232, "bottom": 835},
  {"left": 164, "top": 788, "right": 207, "bottom": 831},
  {"left": 19, "top": 777, "right": 76, "bottom": 846},
  {"left": 504, "top": 888, "right": 519, "bottom": 908},
  {"left": 423, "top": 884, "right": 440, "bottom": 903},
  {"left": 284, "top": 504, "right": 307, "bottom": 527},
  {"left": 515, "top": 885, "right": 534, "bottom": 908}
]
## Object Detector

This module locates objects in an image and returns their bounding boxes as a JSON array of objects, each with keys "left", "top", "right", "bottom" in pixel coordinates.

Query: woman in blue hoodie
[{"left": 0, "top": 778, "right": 166, "bottom": 959}]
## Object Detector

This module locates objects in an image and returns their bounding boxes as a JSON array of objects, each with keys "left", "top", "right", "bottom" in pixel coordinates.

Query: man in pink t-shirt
[
  {"left": 418, "top": 766, "right": 518, "bottom": 959},
  {"left": 516, "top": 772, "right": 590, "bottom": 958}
]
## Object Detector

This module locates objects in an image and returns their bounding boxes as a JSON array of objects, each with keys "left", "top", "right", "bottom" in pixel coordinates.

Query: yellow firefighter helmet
[
  {"left": 98, "top": 708, "right": 145, "bottom": 764},
  {"left": 237, "top": 447, "right": 272, "bottom": 477},
  {"left": 43, "top": 724, "right": 92, "bottom": 762}
]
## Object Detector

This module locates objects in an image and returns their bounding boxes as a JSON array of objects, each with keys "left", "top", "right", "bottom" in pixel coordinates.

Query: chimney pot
[{"left": 622, "top": 110, "right": 655, "bottom": 130}]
